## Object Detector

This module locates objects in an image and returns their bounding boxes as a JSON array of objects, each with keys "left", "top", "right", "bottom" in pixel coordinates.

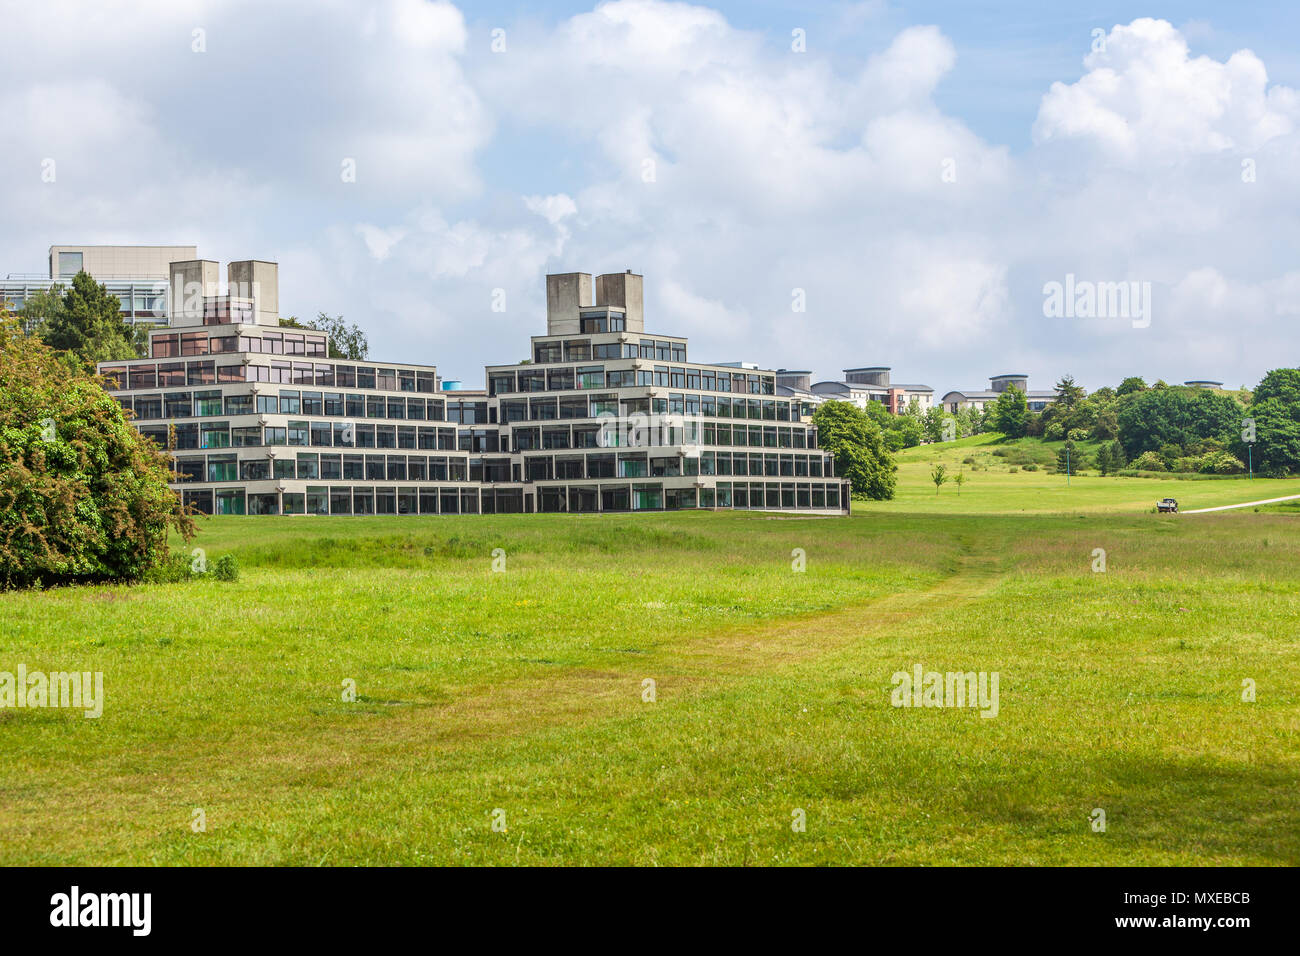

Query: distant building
[
  {"left": 807, "top": 367, "right": 934, "bottom": 415},
  {"left": 1183, "top": 380, "right": 1224, "bottom": 389},
  {"left": 2, "top": 244, "right": 198, "bottom": 330},
  {"left": 941, "top": 374, "right": 1059, "bottom": 414},
  {"left": 774, "top": 369, "right": 822, "bottom": 420}
]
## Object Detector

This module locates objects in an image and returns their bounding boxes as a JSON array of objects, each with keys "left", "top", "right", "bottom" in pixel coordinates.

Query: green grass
[
  {"left": 2, "top": 462, "right": 1298, "bottom": 865},
  {"left": 862, "top": 434, "right": 1300, "bottom": 514}
]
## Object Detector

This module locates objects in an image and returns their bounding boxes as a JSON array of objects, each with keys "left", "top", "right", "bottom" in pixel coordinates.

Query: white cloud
[
  {"left": 0, "top": 4, "right": 1296, "bottom": 391},
  {"left": 1034, "top": 17, "right": 1299, "bottom": 160}
]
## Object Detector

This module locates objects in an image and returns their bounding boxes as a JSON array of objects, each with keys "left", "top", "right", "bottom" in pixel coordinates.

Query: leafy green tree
[
  {"left": 891, "top": 414, "right": 924, "bottom": 449},
  {"left": 922, "top": 406, "right": 949, "bottom": 443},
  {"left": 1116, "top": 386, "right": 1242, "bottom": 459},
  {"left": 1251, "top": 368, "right": 1300, "bottom": 408},
  {"left": 989, "top": 384, "right": 1028, "bottom": 438},
  {"left": 930, "top": 463, "right": 948, "bottom": 495},
  {"left": 811, "top": 401, "right": 897, "bottom": 500},
  {"left": 953, "top": 470, "right": 966, "bottom": 495},
  {"left": 1244, "top": 372, "right": 1300, "bottom": 476},
  {"left": 1116, "top": 376, "right": 1147, "bottom": 397},
  {"left": 0, "top": 312, "right": 193, "bottom": 588},
  {"left": 1092, "top": 406, "right": 1119, "bottom": 440},
  {"left": 40, "top": 271, "right": 138, "bottom": 365},
  {"left": 15, "top": 284, "right": 66, "bottom": 336},
  {"left": 955, "top": 406, "right": 982, "bottom": 437},
  {"left": 280, "top": 312, "right": 369, "bottom": 360}
]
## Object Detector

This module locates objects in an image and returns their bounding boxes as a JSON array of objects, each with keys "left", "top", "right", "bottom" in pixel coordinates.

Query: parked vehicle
[{"left": 1157, "top": 498, "right": 1179, "bottom": 513}]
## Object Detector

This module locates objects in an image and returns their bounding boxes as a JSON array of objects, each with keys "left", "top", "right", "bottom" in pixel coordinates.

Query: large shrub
[{"left": 0, "top": 315, "right": 193, "bottom": 588}]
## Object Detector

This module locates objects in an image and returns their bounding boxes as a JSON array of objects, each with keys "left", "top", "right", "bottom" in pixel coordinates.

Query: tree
[
  {"left": 15, "top": 284, "right": 66, "bottom": 336},
  {"left": 930, "top": 463, "right": 948, "bottom": 495},
  {"left": 922, "top": 406, "right": 949, "bottom": 443},
  {"left": 956, "top": 406, "right": 982, "bottom": 437},
  {"left": 1054, "top": 374, "right": 1086, "bottom": 409},
  {"left": 989, "top": 384, "right": 1028, "bottom": 438},
  {"left": 1116, "top": 376, "right": 1147, "bottom": 397},
  {"left": 1097, "top": 442, "right": 1114, "bottom": 476},
  {"left": 891, "top": 414, "right": 924, "bottom": 449},
  {"left": 1250, "top": 368, "right": 1300, "bottom": 408},
  {"left": 1245, "top": 369, "right": 1300, "bottom": 475},
  {"left": 1116, "top": 386, "right": 1242, "bottom": 459},
  {"left": 811, "top": 401, "right": 897, "bottom": 500},
  {"left": 1056, "top": 439, "right": 1082, "bottom": 476},
  {"left": 0, "top": 312, "right": 194, "bottom": 588},
  {"left": 280, "top": 312, "right": 369, "bottom": 360},
  {"left": 40, "top": 271, "right": 138, "bottom": 366},
  {"left": 1092, "top": 406, "right": 1119, "bottom": 440},
  {"left": 1107, "top": 440, "right": 1127, "bottom": 471},
  {"left": 953, "top": 470, "right": 966, "bottom": 495}
]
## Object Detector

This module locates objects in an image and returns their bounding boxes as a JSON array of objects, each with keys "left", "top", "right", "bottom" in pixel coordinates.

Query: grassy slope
[
  {"left": 1, "top": 460, "right": 1298, "bottom": 865},
  {"left": 860, "top": 433, "right": 1300, "bottom": 514}
]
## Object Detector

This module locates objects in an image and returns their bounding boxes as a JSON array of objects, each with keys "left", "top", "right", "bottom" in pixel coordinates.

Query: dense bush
[
  {"left": 213, "top": 554, "right": 239, "bottom": 582},
  {"left": 0, "top": 315, "right": 193, "bottom": 588},
  {"left": 1131, "top": 451, "right": 1167, "bottom": 472},
  {"left": 1199, "top": 450, "right": 1245, "bottom": 474}
]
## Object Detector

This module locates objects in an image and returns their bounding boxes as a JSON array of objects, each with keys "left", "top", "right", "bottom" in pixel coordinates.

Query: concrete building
[
  {"left": 2, "top": 244, "right": 197, "bottom": 329},
  {"left": 941, "top": 374, "right": 1058, "bottom": 414},
  {"left": 809, "top": 367, "right": 934, "bottom": 415},
  {"left": 481, "top": 272, "right": 846, "bottom": 513},
  {"left": 98, "top": 267, "right": 848, "bottom": 515}
]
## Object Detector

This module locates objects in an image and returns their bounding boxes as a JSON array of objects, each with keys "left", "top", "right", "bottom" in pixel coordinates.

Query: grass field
[{"left": 2, "top": 442, "right": 1298, "bottom": 865}]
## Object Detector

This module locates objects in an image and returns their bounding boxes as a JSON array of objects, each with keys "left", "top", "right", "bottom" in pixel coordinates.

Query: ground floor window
[
  {"left": 248, "top": 493, "right": 279, "bottom": 515},
  {"left": 215, "top": 489, "right": 245, "bottom": 515},
  {"left": 632, "top": 483, "right": 662, "bottom": 510},
  {"left": 307, "top": 487, "right": 329, "bottom": 515}
]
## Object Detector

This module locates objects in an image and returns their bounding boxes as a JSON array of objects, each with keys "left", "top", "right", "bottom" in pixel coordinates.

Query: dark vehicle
[{"left": 1157, "top": 498, "right": 1179, "bottom": 513}]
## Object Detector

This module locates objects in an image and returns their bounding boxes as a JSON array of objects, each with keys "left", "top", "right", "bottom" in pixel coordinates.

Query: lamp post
[{"left": 1243, "top": 417, "right": 1256, "bottom": 479}]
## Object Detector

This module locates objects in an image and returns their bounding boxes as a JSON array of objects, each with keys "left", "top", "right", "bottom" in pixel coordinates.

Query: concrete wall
[
  {"left": 169, "top": 260, "right": 220, "bottom": 326},
  {"left": 50, "top": 245, "right": 197, "bottom": 279},
  {"left": 546, "top": 273, "right": 593, "bottom": 335},
  {"left": 594, "top": 271, "right": 644, "bottom": 332},
  {"left": 228, "top": 260, "right": 279, "bottom": 326}
]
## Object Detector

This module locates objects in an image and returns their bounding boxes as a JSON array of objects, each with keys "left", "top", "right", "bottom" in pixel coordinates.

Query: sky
[{"left": 3, "top": 0, "right": 1298, "bottom": 393}]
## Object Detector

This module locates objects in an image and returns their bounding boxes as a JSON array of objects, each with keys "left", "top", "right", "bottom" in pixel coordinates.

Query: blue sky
[{"left": 3, "top": 1, "right": 1298, "bottom": 393}]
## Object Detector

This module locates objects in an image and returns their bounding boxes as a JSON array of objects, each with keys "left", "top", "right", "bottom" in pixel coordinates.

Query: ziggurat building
[{"left": 98, "top": 261, "right": 848, "bottom": 516}]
